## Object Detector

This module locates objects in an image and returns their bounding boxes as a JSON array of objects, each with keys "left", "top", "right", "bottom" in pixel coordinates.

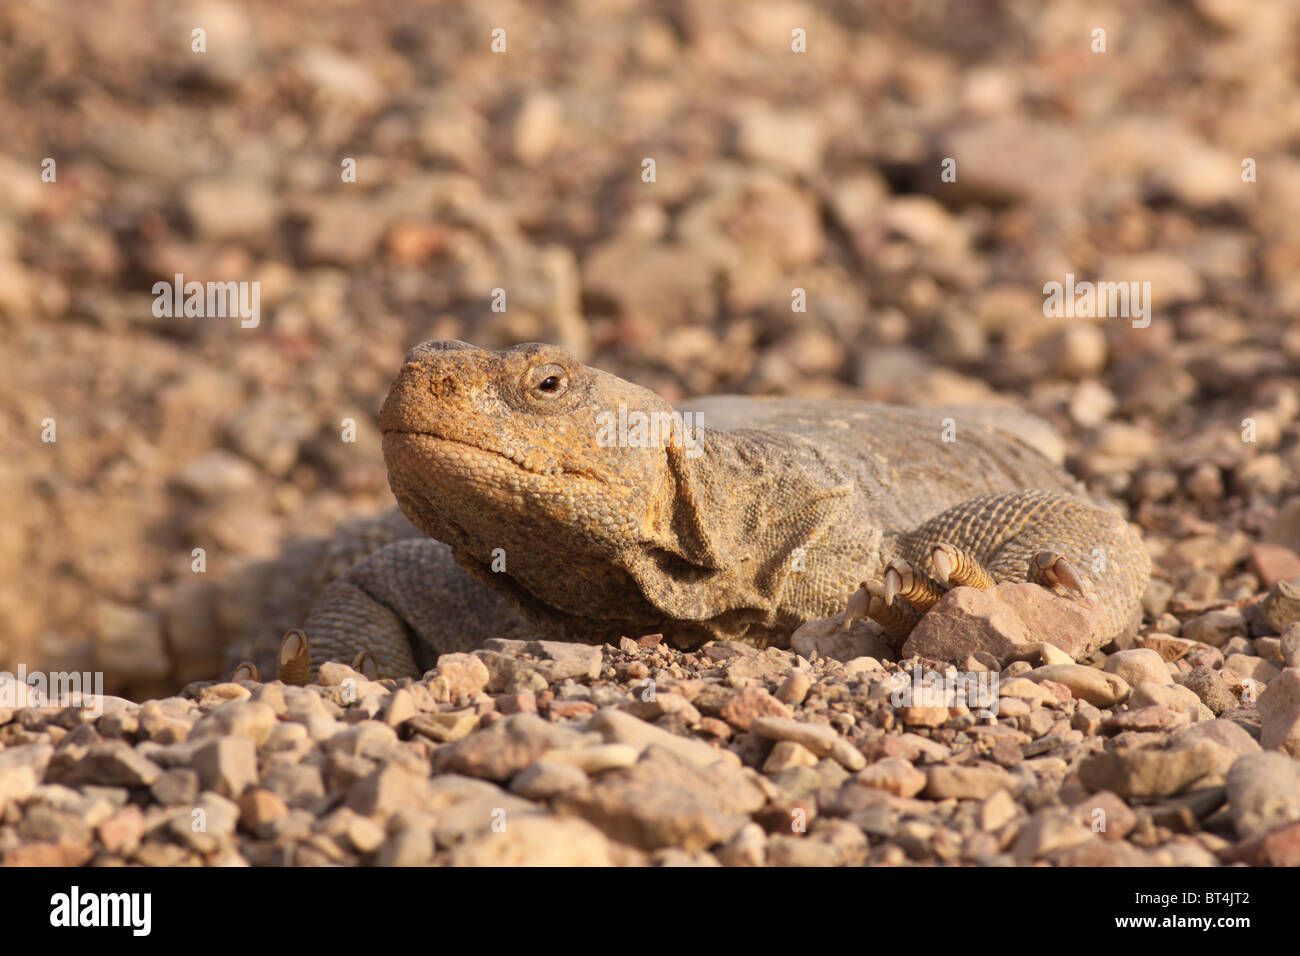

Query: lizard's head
[
  {"left": 380, "top": 340, "right": 850, "bottom": 644},
  {"left": 380, "top": 341, "right": 688, "bottom": 559}
]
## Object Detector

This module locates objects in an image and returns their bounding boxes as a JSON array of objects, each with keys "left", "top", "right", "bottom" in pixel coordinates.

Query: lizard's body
[{"left": 231, "top": 341, "right": 1150, "bottom": 679}]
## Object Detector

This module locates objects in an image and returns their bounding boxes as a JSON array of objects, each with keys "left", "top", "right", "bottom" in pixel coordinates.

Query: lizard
[{"left": 232, "top": 340, "right": 1150, "bottom": 682}]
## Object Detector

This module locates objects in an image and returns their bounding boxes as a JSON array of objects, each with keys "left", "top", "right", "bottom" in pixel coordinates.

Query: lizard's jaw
[
  {"left": 383, "top": 430, "right": 562, "bottom": 546},
  {"left": 383, "top": 429, "right": 653, "bottom": 552},
  {"left": 382, "top": 429, "right": 616, "bottom": 531},
  {"left": 382, "top": 430, "right": 566, "bottom": 481}
]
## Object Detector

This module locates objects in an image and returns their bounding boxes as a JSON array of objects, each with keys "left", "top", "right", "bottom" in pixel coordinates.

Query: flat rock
[
  {"left": 1023, "top": 664, "right": 1130, "bottom": 707},
  {"left": 427, "top": 653, "right": 490, "bottom": 701},
  {"left": 480, "top": 639, "right": 603, "bottom": 681},
  {"left": 789, "top": 614, "right": 896, "bottom": 662},
  {"left": 465, "top": 653, "right": 547, "bottom": 695},
  {"left": 1224, "top": 819, "right": 1300, "bottom": 867},
  {"left": 1281, "top": 623, "right": 1300, "bottom": 669},
  {"left": 938, "top": 119, "right": 1089, "bottom": 205},
  {"left": 451, "top": 813, "right": 641, "bottom": 866},
  {"left": 749, "top": 716, "right": 866, "bottom": 771},
  {"left": 761, "top": 740, "right": 820, "bottom": 774},
  {"left": 1103, "top": 649, "right": 1172, "bottom": 688},
  {"left": 1100, "top": 705, "right": 1188, "bottom": 734},
  {"left": 1179, "top": 666, "right": 1239, "bottom": 715},
  {"left": 1012, "top": 807, "right": 1096, "bottom": 861},
  {"left": 1248, "top": 543, "right": 1300, "bottom": 588},
  {"left": 1071, "top": 790, "right": 1137, "bottom": 841},
  {"left": 900, "top": 705, "right": 950, "bottom": 727},
  {"left": 1225, "top": 752, "right": 1300, "bottom": 838},
  {"left": 1258, "top": 667, "right": 1300, "bottom": 757},
  {"left": 1128, "top": 681, "right": 1210, "bottom": 722},
  {"left": 1137, "top": 632, "right": 1202, "bottom": 662},
  {"left": 343, "top": 764, "right": 432, "bottom": 817},
  {"left": 856, "top": 757, "right": 927, "bottom": 798},
  {"left": 902, "top": 583, "right": 1108, "bottom": 665},
  {"left": 406, "top": 710, "right": 478, "bottom": 743},
  {"left": 556, "top": 746, "right": 765, "bottom": 852},
  {"left": 620, "top": 692, "right": 700, "bottom": 724},
  {"left": 190, "top": 700, "right": 278, "bottom": 746},
  {"left": 0, "top": 766, "right": 38, "bottom": 804},
  {"left": 718, "top": 686, "right": 793, "bottom": 731},
  {"left": 0, "top": 744, "right": 54, "bottom": 777},
  {"left": 430, "top": 713, "right": 589, "bottom": 781},
  {"left": 1077, "top": 740, "right": 1229, "bottom": 800},
  {"left": 509, "top": 760, "right": 590, "bottom": 801},
  {"left": 1262, "top": 580, "right": 1300, "bottom": 633},
  {"left": 1171, "top": 718, "right": 1262, "bottom": 756},
  {"left": 1180, "top": 608, "right": 1247, "bottom": 647},
  {"left": 1225, "top": 653, "right": 1280, "bottom": 686},
  {"left": 587, "top": 708, "right": 740, "bottom": 769},
  {"left": 46, "top": 741, "right": 161, "bottom": 788},
  {"left": 923, "top": 765, "right": 1012, "bottom": 800},
  {"left": 540, "top": 743, "right": 640, "bottom": 774}
]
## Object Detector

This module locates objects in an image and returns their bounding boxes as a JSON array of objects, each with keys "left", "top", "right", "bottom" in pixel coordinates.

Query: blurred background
[{"left": 3, "top": 0, "right": 1300, "bottom": 697}]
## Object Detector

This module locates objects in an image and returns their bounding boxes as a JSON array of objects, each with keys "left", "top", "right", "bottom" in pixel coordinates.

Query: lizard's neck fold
[{"left": 621, "top": 426, "right": 855, "bottom": 623}]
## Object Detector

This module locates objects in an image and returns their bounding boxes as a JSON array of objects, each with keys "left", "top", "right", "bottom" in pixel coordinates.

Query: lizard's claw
[
  {"left": 882, "top": 558, "right": 945, "bottom": 613},
  {"left": 882, "top": 563, "right": 905, "bottom": 606},
  {"left": 931, "top": 543, "right": 996, "bottom": 589},
  {"left": 930, "top": 545, "right": 954, "bottom": 585},
  {"left": 843, "top": 582, "right": 874, "bottom": 630},
  {"left": 351, "top": 650, "right": 379, "bottom": 680},
  {"left": 1028, "top": 551, "right": 1088, "bottom": 596},
  {"left": 844, "top": 580, "right": 922, "bottom": 639},
  {"left": 278, "top": 629, "right": 311, "bottom": 686},
  {"left": 230, "top": 661, "right": 258, "bottom": 683}
]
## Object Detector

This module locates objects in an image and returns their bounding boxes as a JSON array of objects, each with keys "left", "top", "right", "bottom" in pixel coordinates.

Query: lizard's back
[{"left": 682, "top": 395, "right": 1086, "bottom": 530}]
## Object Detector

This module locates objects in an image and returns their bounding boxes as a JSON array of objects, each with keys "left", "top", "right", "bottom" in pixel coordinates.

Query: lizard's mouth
[{"left": 382, "top": 429, "right": 566, "bottom": 478}]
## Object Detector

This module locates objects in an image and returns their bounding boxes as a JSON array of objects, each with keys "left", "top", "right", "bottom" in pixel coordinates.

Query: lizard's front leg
[
  {"left": 845, "top": 489, "right": 1150, "bottom": 645},
  {"left": 267, "top": 538, "right": 530, "bottom": 682}
]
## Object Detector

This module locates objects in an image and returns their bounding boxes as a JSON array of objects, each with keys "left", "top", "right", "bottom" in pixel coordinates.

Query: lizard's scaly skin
[{"left": 230, "top": 341, "right": 1150, "bottom": 678}]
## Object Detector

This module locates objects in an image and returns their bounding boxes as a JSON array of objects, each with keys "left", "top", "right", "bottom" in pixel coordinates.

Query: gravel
[{"left": 0, "top": 633, "right": 1297, "bottom": 866}]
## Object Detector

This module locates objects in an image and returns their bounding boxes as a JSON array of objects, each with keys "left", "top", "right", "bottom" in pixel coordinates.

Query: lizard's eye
[{"left": 526, "top": 364, "right": 569, "bottom": 400}]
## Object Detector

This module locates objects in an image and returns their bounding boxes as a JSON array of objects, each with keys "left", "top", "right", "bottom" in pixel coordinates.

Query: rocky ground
[
  {"left": 3, "top": 616, "right": 1299, "bottom": 867},
  {"left": 5, "top": 0, "right": 1300, "bottom": 864}
]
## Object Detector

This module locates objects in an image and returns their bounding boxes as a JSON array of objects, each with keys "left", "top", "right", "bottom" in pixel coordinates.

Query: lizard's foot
[
  {"left": 842, "top": 554, "right": 967, "bottom": 642},
  {"left": 930, "top": 543, "right": 996, "bottom": 589},
  {"left": 847, "top": 553, "right": 961, "bottom": 641},
  {"left": 847, "top": 544, "right": 1093, "bottom": 642},
  {"left": 843, "top": 579, "right": 921, "bottom": 639},
  {"left": 278, "top": 629, "right": 311, "bottom": 685},
  {"left": 1027, "top": 550, "right": 1089, "bottom": 595},
  {"left": 842, "top": 490, "right": 1149, "bottom": 647},
  {"left": 275, "top": 631, "right": 387, "bottom": 685}
]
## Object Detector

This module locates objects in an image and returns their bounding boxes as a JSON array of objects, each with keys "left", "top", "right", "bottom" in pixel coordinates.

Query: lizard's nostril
[{"left": 429, "top": 375, "right": 457, "bottom": 396}]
